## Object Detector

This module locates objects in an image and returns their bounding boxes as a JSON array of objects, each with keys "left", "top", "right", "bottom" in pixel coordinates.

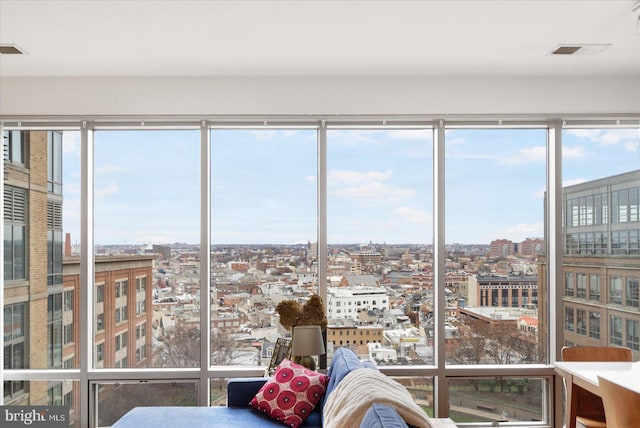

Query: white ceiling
[{"left": 1, "top": 0, "right": 639, "bottom": 78}]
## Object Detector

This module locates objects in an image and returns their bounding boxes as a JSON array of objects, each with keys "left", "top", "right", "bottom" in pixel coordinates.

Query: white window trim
[{"left": 2, "top": 115, "right": 638, "bottom": 428}]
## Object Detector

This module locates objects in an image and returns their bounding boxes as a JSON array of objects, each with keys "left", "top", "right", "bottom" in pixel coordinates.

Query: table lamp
[{"left": 291, "top": 325, "right": 325, "bottom": 371}]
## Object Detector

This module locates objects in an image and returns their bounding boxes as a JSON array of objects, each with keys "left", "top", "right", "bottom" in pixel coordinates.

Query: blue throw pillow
[{"left": 360, "top": 404, "right": 409, "bottom": 428}]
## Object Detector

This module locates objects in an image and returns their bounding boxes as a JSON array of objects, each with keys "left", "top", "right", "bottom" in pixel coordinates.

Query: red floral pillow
[{"left": 250, "top": 358, "right": 329, "bottom": 428}]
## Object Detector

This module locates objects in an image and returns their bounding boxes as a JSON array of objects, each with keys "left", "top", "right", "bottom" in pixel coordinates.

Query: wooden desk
[{"left": 555, "top": 361, "right": 640, "bottom": 428}]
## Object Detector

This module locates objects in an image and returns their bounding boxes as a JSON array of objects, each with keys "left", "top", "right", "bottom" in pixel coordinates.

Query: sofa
[{"left": 112, "top": 348, "right": 448, "bottom": 428}]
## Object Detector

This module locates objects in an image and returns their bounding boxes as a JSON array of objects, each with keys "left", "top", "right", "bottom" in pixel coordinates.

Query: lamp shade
[{"left": 291, "top": 325, "right": 325, "bottom": 357}]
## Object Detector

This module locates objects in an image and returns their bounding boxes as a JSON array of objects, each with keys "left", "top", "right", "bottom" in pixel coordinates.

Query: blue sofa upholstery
[
  {"left": 112, "top": 348, "right": 408, "bottom": 428},
  {"left": 361, "top": 404, "right": 410, "bottom": 428}
]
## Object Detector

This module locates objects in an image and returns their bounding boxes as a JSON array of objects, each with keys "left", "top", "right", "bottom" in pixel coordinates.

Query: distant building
[
  {"left": 256, "top": 258, "right": 278, "bottom": 271},
  {"left": 458, "top": 306, "right": 535, "bottom": 327},
  {"left": 350, "top": 250, "right": 382, "bottom": 273},
  {"left": 4, "top": 130, "right": 64, "bottom": 406},
  {"left": 445, "top": 271, "right": 471, "bottom": 296},
  {"left": 518, "top": 315, "right": 538, "bottom": 334},
  {"left": 326, "top": 324, "right": 383, "bottom": 354},
  {"left": 490, "top": 239, "right": 515, "bottom": 258},
  {"left": 327, "top": 286, "right": 389, "bottom": 321},
  {"left": 229, "top": 261, "right": 249, "bottom": 272},
  {"left": 558, "top": 169, "right": 640, "bottom": 358},
  {"left": 467, "top": 274, "right": 538, "bottom": 308},
  {"left": 339, "top": 274, "right": 380, "bottom": 288},
  {"left": 152, "top": 244, "right": 172, "bottom": 258},
  {"left": 366, "top": 342, "right": 397, "bottom": 363},
  {"left": 350, "top": 250, "right": 382, "bottom": 265},
  {"left": 211, "top": 312, "right": 244, "bottom": 330},
  {"left": 63, "top": 255, "right": 154, "bottom": 369},
  {"left": 294, "top": 272, "right": 316, "bottom": 285},
  {"left": 519, "top": 238, "right": 544, "bottom": 257},
  {"left": 411, "top": 272, "right": 432, "bottom": 289}
]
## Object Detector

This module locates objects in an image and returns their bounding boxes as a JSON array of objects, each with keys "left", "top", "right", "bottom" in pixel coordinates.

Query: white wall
[{"left": 1, "top": 76, "right": 639, "bottom": 117}]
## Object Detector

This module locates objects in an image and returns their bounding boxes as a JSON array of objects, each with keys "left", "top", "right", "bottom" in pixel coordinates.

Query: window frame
[
  {"left": 3, "top": 116, "right": 636, "bottom": 428},
  {"left": 4, "top": 186, "right": 27, "bottom": 281},
  {"left": 3, "top": 303, "right": 26, "bottom": 399},
  {"left": 609, "top": 276, "right": 623, "bottom": 305},
  {"left": 3, "top": 130, "right": 26, "bottom": 166},
  {"left": 589, "top": 311, "right": 601, "bottom": 339},
  {"left": 626, "top": 277, "right": 639, "bottom": 308}
]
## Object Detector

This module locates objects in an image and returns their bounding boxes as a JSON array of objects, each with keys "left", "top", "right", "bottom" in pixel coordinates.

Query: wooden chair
[
  {"left": 597, "top": 376, "right": 640, "bottom": 428},
  {"left": 561, "top": 346, "right": 633, "bottom": 428}
]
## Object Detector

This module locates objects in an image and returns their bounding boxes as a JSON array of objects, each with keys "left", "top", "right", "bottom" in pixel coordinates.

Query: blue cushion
[
  {"left": 362, "top": 360, "right": 378, "bottom": 370},
  {"left": 360, "top": 404, "right": 409, "bottom": 428},
  {"left": 227, "top": 377, "right": 267, "bottom": 407},
  {"left": 112, "top": 406, "right": 321, "bottom": 428}
]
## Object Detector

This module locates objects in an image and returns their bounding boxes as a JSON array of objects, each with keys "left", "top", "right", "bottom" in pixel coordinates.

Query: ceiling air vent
[
  {"left": 0, "top": 45, "right": 25, "bottom": 55},
  {"left": 552, "top": 46, "right": 581, "bottom": 55},
  {"left": 549, "top": 44, "right": 612, "bottom": 56}
]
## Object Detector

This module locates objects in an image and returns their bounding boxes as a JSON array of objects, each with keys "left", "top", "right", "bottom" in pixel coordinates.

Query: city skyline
[{"left": 61, "top": 127, "right": 639, "bottom": 247}]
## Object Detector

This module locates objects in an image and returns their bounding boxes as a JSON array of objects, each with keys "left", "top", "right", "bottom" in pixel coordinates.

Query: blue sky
[{"left": 62, "top": 127, "right": 639, "bottom": 246}]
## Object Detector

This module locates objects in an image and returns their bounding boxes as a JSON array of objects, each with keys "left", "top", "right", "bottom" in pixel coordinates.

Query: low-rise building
[
  {"left": 327, "top": 286, "right": 389, "bottom": 321},
  {"left": 326, "top": 323, "right": 384, "bottom": 353},
  {"left": 467, "top": 274, "right": 538, "bottom": 309}
]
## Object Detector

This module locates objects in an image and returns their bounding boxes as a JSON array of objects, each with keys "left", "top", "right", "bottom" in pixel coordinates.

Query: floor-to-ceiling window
[
  {"left": 561, "top": 127, "right": 640, "bottom": 360},
  {"left": 2, "top": 118, "right": 638, "bottom": 428},
  {"left": 90, "top": 130, "right": 200, "bottom": 425},
  {"left": 326, "top": 128, "right": 433, "bottom": 361},
  {"left": 2, "top": 128, "right": 81, "bottom": 425},
  {"left": 443, "top": 128, "right": 548, "bottom": 424},
  {"left": 210, "top": 128, "right": 317, "bottom": 366}
]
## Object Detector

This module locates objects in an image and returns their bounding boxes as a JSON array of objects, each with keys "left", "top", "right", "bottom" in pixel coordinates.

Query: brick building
[
  {"left": 489, "top": 239, "right": 515, "bottom": 258},
  {"left": 467, "top": 274, "right": 538, "bottom": 309},
  {"left": 558, "top": 170, "right": 640, "bottom": 359},
  {"left": 63, "top": 255, "right": 154, "bottom": 369},
  {"left": 326, "top": 324, "right": 384, "bottom": 355},
  {"left": 519, "top": 238, "right": 544, "bottom": 257},
  {"left": 4, "top": 130, "right": 63, "bottom": 405}
]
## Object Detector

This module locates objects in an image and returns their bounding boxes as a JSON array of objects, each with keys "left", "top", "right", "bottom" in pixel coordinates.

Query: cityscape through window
[{"left": 2, "top": 121, "right": 639, "bottom": 427}]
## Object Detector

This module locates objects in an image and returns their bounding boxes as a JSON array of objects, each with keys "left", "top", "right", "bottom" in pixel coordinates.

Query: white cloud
[
  {"left": 386, "top": 129, "right": 431, "bottom": 140},
  {"left": 391, "top": 206, "right": 432, "bottom": 225},
  {"left": 567, "top": 129, "right": 601, "bottom": 141},
  {"left": 329, "top": 169, "right": 416, "bottom": 206},
  {"left": 442, "top": 136, "right": 467, "bottom": 156},
  {"left": 624, "top": 140, "right": 640, "bottom": 153},
  {"left": 64, "top": 182, "right": 81, "bottom": 199},
  {"left": 495, "top": 222, "right": 544, "bottom": 242},
  {"left": 563, "top": 146, "right": 587, "bottom": 158},
  {"left": 497, "top": 146, "right": 546, "bottom": 165},
  {"left": 446, "top": 152, "right": 494, "bottom": 161},
  {"left": 329, "top": 130, "right": 380, "bottom": 146},
  {"left": 62, "top": 198, "right": 80, "bottom": 240},
  {"left": 95, "top": 181, "right": 118, "bottom": 198},
  {"left": 520, "top": 146, "right": 546, "bottom": 162},
  {"left": 250, "top": 130, "right": 277, "bottom": 141},
  {"left": 567, "top": 129, "right": 639, "bottom": 148},
  {"left": 304, "top": 175, "right": 317, "bottom": 182},
  {"left": 328, "top": 169, "right": 393, "bottom": 185},
  {"left": 601, "top": 132, "right": 622, "bottom": 146},
  {"left": 95, "top": 164, "right": 124, "bottom": 175},
  {"left": 62, "top": 132, "right": 80, "bottom": 155},
  {"left": 332, "top": 182, "right": 415, "bottom": 205}
]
